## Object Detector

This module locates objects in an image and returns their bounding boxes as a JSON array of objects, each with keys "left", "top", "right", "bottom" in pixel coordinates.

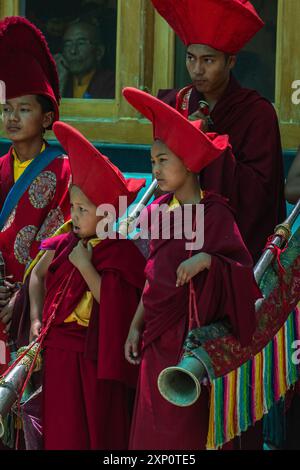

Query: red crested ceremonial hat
[
  {"left": 53, "top": 122, "right": 145, "bottom": 213},
  {"left": 123, "top": 87, "right": 229, "bottom": 173},
  {"left": 0, "top": 16, "right": 60, "bottom": 121},
  {"left": 151, "top": 0, "right": 264, "bottom": 54}
]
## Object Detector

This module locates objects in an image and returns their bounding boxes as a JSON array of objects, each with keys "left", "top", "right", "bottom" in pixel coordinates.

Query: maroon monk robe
[
  {"left": 40, "top": 231, "right": 146, "bottom": 450},
  {"left": 130, "top": 192, "right": 261, "bottom": 450},
  {"left": 158, "top": 75, "right": 286, "bottom": 263},
  {"left": 0, "top": 147, "right": 70, "bottom": 375},
  {"left": 63, "top": 69, "right": 115, "bottom": 99}
]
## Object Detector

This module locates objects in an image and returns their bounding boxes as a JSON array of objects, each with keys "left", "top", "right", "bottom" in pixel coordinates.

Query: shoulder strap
[
  {"left": 0, "top": 146, "right": 63, "bottom": 231},
  {"left": 176, "top": 85, "right": 194, "bottom": 118}
]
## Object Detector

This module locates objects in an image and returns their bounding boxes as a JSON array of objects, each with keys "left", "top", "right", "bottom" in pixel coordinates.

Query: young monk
[
  {"left": 29, "top": 122, "right": 146, "bottom": 450},
  {"left": 152, "top": 4, "right": 285, "bottom": 449},
  {"left": 153, "top": 0, "right": 286, "bottom": 265},
  {"left": 123, "top": 87, "right": 261, "bottom": 450},
  {"left": 0, "top": 17, "right": 70, "bottom": 371}
]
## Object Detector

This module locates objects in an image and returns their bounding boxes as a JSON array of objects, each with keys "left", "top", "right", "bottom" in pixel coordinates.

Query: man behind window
[{"left": 55, "top": 20, "right": 115, "bottom": 99}]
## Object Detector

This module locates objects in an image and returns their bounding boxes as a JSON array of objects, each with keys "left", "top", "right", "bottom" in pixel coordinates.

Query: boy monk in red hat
[
  {"left": 29, "top": 122, "right": 146, "bottom": 450},
  {"left": 0, "top": 17, "right": 70, "bottom": 372},
  {"left": 153, "top": 0, "right": 286, "bottom": 265},
  {"left": 123, "top": 87, "right": 261, "bottom": 450}
]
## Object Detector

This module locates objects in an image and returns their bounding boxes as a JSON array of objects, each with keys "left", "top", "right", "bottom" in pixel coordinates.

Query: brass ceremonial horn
[
  {"left": 157, "top": 354, "right": 205, "bottom": 407},
  {"left": 157, "top": 200, "right": 300, "bottom": 407},
  {"left": 0, "top": 342, "right": 42, "bottom": 438}
]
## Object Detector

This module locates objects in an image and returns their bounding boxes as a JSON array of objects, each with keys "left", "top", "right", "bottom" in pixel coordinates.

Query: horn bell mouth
[{"left": 158, "top": 366, "right": 201, "bottom": 407}]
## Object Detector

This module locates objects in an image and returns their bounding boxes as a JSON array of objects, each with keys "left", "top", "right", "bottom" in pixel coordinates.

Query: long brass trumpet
[
  {"left": 0, "top": 343, "right": 42, "bottom": 438},
  {"left": 158, "top": 200, "right": 300, "bottom": 407},
  {"left": 118, "top": 178, "right": 158, "bottom": 237}
]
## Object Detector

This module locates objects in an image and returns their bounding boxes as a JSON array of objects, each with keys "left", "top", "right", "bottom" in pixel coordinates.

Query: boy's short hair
[
  {"left": 35, "top": 94, "right": 54, "bottom": 113},
  {"left": 35, "top": 94, "right": 55, "bottom": 131}
]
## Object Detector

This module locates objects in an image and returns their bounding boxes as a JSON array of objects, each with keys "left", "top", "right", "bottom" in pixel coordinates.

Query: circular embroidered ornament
[
  {"left": 14, "top": 225, "right": 38, "bottom": 265},
  {"left": 36, "top": 207, "right": 65, "bottom": 241},
  {"left": 29, "top": 171, "right": 56, "bottom": 209},
  {"left": 1, "top": 207, "right": 17, "bottom": 232}
]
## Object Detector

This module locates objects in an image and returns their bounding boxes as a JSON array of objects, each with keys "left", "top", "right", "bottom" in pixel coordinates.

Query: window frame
[
  {"left": 0, "top": 0, "right": 174, "bottom": 144},
  {"left": 0, "top": 0, "right": 299, "bottom": 149}
]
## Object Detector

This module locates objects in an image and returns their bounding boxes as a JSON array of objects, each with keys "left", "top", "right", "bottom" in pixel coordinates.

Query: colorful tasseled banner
[
  {"left": 251, "top": 350, "right": 264, "bottom": 423},
  {"left": 206, "top": 307, "right": 300, "bottom": 450}
]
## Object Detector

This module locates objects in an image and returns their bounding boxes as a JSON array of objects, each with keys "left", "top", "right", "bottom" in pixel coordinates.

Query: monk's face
[
  {"left": 151, "top": 140, "right": 190, "bottom": 193},
  {"left": 1, "top": 95, "right": 53, "bottom": 143},
  {"left": 62, "top": 23, "right": 104, "bottom": 78},
  {"left": 70, "top": 185, "right": 100, "bottom": 239},
  {"left": 186, "top": 44, "right": 236, "bottom": 94}
]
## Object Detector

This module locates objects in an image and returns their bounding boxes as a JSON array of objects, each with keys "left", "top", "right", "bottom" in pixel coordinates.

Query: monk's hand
[
  {"left": 188, "top": 110, "right": 203, "bottom": 121},
  {"left": 0, "top": 280, "right": 16, "bottom": 309},
  {"left": 125, "top": 326, "right": 141, "bottom": 365},
  {"left": 176, "top": 253, "right": 212, "bottom": 287},
  {"left": 0, "top": 289, "right": 18, "bottom": 333},
  {"left": 29, "top": 319, "right": 42, "bottom": 343},
  {"left": 188, "top": 112, "right": 209, "bottom": 132},
  {"left": 53, "top": 52, "right": 70, "bottom": 95},
  {"left": 68, "top": 240, "right": 93, "bottom": 271}
]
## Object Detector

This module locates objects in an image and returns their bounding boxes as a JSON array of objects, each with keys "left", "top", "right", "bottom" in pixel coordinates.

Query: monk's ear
[
  {"left": 228, "top": 55, "right": 237, "bottom": 71},
  {"left": 42, "top": 111, "right": 54, "bottom": 131}
]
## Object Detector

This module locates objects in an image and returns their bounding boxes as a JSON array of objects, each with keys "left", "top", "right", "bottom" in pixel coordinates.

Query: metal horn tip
[
  {"left": 0, "top": 415, "right": 4, "bottom": 439},
  {"left": 158, "top": 366, "right": 201, "bottom": 407}
]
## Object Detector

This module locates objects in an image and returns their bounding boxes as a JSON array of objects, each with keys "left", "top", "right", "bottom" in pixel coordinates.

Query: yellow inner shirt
[
  {"left": 73, "top": 70, "right": 95, "bottom": 99},
  {"left": 64, "top": 238, "right": 101, "bottom": 327},
  {"left": 168, "top": 190, "right": 204, "bottom": 210},
  {"left": 13, "top": 143, "right": 46, "bottom": 181}
]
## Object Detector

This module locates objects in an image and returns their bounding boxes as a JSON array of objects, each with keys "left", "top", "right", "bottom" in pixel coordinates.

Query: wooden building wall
[{"left": 0, "top": 0, "right": 299, "bottom": 149}]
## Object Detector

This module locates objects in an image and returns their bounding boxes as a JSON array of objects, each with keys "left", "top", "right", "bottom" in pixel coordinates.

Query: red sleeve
[
  {"left": 201, "top": 102, "right": 280, "bottom": 199},
  {"left": 194, "top": 255, "right": 260, "bottom": 346},
  {"left": 194, "top": 196, "right": 262, "bottom": 346},
  {"left": 157, "top": 88, "right": 178, "bottom": 107},
  {"left": 40, "top": 233, "right": 70, "bottom": 251},
  {"left": 86, "top": 270, "right": 141, "bottom": 388},
  {"left": 48, "top": 155, "right": 71, "bottom": 223},
  {"left": 200, "top": 101, "right": 285, "bottom": 261},
  {"left": 0, "top": 151, "right": 14, "bottom": 208}
]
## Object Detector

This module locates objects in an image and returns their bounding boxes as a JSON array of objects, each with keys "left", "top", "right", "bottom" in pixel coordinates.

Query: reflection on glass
[
  {"left": 175, "top": 0, "right": 277, "bottom": 102},
  {"left": 234, "top": 0, "right": 277, "bottom": 102},
  {"left": 25, "top": 0, "right": 117, "bottom": 99}
]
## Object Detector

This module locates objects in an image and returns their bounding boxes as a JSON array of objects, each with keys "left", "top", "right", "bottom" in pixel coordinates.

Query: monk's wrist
[
  {"left": 76, "top": 258, "right": 93, "bottom": 273},
  {"left": 30, "top": 314, "right": 41, "bottom": 324},
  {"left": 194, "top": 252, "right": 211, "bottom": 271},
  {"left": 202, "top": 253, "right": 211, "bottom": 270},
  {"left": 131, "top": 318, "right": 144, "bottom": 332}
]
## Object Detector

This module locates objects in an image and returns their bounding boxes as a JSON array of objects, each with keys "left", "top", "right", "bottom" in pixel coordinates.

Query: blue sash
[{"left": 0, "top": 146, "right": 63, "bottom": 231}]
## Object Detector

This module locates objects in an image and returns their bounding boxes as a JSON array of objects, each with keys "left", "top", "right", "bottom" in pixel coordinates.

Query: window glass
[{"left": 24, "top": 0, "right": 117, "bottom": 99}]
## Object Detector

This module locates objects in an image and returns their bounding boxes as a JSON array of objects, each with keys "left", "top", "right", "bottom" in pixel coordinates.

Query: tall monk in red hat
[
  {"left": 0, "top": 17, "right": 70, "bottom": 374},
  {"left": 153, "top": 0, "right": 286, "bottom": 265},
  {"left": 29, "top": 122, "right": 146, "bottom": 450},
  {"left": 123, "top": 87, "right": 261, "bottom": 450}
]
